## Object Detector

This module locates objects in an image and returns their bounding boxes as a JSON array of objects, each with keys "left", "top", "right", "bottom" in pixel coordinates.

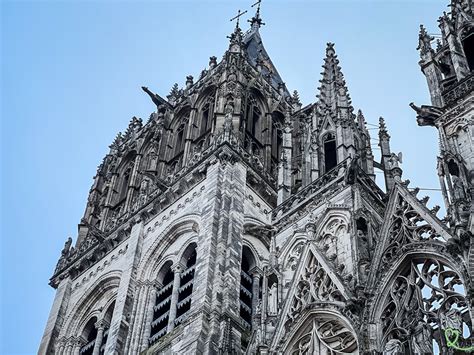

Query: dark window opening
[
  {"left": 200, "top": 105, "right": 210, "bottom": 136},
  {"left": 462, "top": 31, "right": 474, "bottom": 71},
  {"left": 175, "top": 128, "right": 185, "bottom": 157},
  {"left": 79, "top": 317, "right": 98, "bottom": 355},
  {"left": 356, "top": 217, "right": 368, "bottom": 234},
  {"left": 323, "top": 134, "right": 337, "bottom": 172},
  {"left": 119, "top": 168, "right": 131, "bottom": 201},
  {"left": 447, "top": 159, "right": 459, "bottom": 176}
]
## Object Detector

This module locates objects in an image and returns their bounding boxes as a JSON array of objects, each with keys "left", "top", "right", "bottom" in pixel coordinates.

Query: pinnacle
[
  {"left": 316, "top": 43, "right": 352, "bottom": 113},
  {"left": 378, "top": 117, "right": 390, "bottom": 140}
]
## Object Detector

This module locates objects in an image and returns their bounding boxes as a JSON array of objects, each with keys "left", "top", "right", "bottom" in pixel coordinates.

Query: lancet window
[
  {"left": 323, "top": 132, "right": 337, "bottom": 173},
  {"left": 461, "top": 28, "right": 474, "bottom": 71},
  {"left": 119, "top": 168, "right": 131, "bottom": 203},
  {"left": 79, "top": 302, "right": 114, "bottom": 355},
  {"left": 79, "top": 317, "right": 98, "bottom": 355},
  {"left": 149, "top": 244, "right": 197, "bottom": 346},
  {"left": 173, "top": 123, "right": 186, "bottom": 158}
]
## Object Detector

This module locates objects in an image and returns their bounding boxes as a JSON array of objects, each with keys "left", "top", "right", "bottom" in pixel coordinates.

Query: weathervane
[{"left": 230, "top": 9, "right": 248, "bottom": 29}]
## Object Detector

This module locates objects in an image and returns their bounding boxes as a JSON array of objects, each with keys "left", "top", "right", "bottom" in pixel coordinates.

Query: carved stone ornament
[
  {"left": 285, "top": 251, "right": 344, "bottom": 330},
  {"left": 380, "top": 258, "right": 471, "bottom": 352},
  {"left": 290, "top": 317, "right": 357, "bottom": 354},
  {"left": 382, "top": 194, "right": 443, "bottom": 263}
]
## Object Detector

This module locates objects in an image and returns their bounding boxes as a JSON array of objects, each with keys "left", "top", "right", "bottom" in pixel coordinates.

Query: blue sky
[{"left": 2, "top": 0, "right": 447, "bottom": 353}]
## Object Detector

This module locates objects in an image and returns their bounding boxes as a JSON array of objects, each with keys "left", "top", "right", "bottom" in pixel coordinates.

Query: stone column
[
  {"left": 103, "top": 221, "right": 144, "bottom": 355},
  {"left": 64, "top": 340, "right": 73, "bottom": 355},
  {"left": 130, "top": 283, "right": 150, "bottom": 354},
  {"left": 92, "top": 320, "right": 108, "bottom": 355},
  {"left": 38, "top": 278, "right": 72, "bottom": 355},
  {"left": 72, "top": 337, "right": 84, "bottom": 355},
  {"left": 167, "top": 264, "right": 183, "bottom": 332},
  {"left": 140, "top": 285, "right": 158, "bottom": 351},
  {"left": 56, "top": 338, "right": 66, "bottom": 355}
]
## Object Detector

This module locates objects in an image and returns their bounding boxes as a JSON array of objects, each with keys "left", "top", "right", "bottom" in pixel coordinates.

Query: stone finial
[
  {"left": 292, "top": 90, "right": 302, "bottom": 107},
  {"left": 357, "top": 110, "right": 367, "bottom": 131},
  {"left": 378, "top": 117, "right": 390, "bottom": 140},
  {"left": 167, "top": 83, "right": 180, "bottom": 104}
]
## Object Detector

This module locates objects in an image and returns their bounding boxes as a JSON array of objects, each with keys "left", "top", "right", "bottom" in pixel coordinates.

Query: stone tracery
[
  {"left": 380, "top": 257, "right": 472, "bottom": 353},
  {"left": 382, "top": 193, "right": 444, "bottom": 263},
  {"left": 289, "top": 316, "right": 358, "bottom": 354}
]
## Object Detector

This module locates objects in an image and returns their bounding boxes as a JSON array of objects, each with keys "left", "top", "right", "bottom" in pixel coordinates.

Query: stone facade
[{"left": 40, "top": 1, "right": 473, "bottom": 354}]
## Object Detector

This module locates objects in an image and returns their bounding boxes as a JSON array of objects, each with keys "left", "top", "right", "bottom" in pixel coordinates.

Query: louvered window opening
[
  {"left": 149, "top": 269, "right": 174, "bottom": 345},
  {"left": 175, "top": 249, "right": 197, "bottom": 326},
  {"left": 239, "top": 258, "right": 253, "bottom": 330}
]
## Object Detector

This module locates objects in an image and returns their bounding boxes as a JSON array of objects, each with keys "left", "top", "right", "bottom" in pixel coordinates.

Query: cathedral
[{"left": 39, "top": 0, "right": 473, "bottom": 354}]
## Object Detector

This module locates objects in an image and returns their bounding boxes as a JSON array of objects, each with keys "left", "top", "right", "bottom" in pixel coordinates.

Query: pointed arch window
[
  {"left": 175, "top": 243, "right": 197, "bottom": 326},
  {"left": 119, "top": 168, "right": 131, "bottom": 202},
  {"left": 198, "top": 102, "right": 214, "bottom": 137},
  {"left": 323, "top": 133, "right": 337, "bottom": 173},
  {"left": 245, "top": 97, "right": 263, "bottom": 142},
  {"left": 461, "top": 28, "right": 474, "bottom": 71},
  {"left": 149, "top": 262, "right": 174, "bottom": 344},
  {"left": 174, "top": 124, "right": 186, "bottom": 157},
  {"left": 79, "top": 317, "right": 98, "bottom": 355}
]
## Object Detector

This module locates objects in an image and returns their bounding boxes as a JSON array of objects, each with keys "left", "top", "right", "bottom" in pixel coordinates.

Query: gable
[
  {"left": 271, "top": 242, "right": 353, "bottom": 349},
  {"left": 369, "top": 181, "right": 453, "bottom": 285}
]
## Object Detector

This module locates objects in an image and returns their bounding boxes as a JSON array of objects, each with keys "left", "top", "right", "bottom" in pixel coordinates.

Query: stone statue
[
  {"left": 441, "top": 308, "right": 463, "bottom": 332},
  {"left": 416, "top": 25, "right": 434, "bottom": 56},
  {"left": 357, "top": 229, "right": 370, "bottom": 261},
  {"left": 268, "top": 283, "right": 278, "bottom": 315},
  {"left": 223, "top": 100, "right": 234, "bottom": 134},
  {"left": 61, "top": 237, "right": 72, "bottom": 256},
  {"left": 411, "top": 319, "right": 432, "bottom": 354},
  {"left": 388, "top": 152, "right": 403, "bottom": 170},
  {"left": 383, "top": 339, "right": 404, "bottom": 354},
  {"left": 452, "top": 175, "right": 466, "bottom": 200}
]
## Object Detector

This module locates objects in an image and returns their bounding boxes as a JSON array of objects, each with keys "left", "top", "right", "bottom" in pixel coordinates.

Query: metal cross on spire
[
  {"left": 230, "top": 9, "right": 248, "bottom": 30},
  {"left": 252, "top": 0, "right": 262, "bottom": 16},
  {"left": 250, "top": 0, "right": 265, "bottom": 28}
]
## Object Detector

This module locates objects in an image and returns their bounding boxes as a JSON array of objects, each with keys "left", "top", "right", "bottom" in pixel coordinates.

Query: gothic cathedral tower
[{"left": 40, "top": 2, "right": 473, "bottom": 354}]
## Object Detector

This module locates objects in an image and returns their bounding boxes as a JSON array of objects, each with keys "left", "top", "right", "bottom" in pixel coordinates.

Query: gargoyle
[
  {"left": 409, "top": 102, "right": 443, "bottom": 126},
  {"left": 141, "top": 86, "right": 170, "bottom": 108}
]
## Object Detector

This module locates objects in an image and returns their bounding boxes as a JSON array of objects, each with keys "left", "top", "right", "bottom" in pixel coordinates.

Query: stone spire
[
  {"left": 316, "top": 43, "right": 353, "bottom": 115},
  {"left": 228, "top": 10, "right": 246, "bottom": 53}
]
